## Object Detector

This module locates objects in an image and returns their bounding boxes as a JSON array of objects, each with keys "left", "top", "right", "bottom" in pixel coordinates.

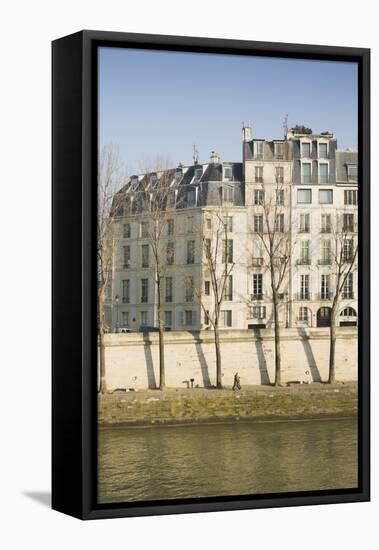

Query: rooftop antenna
[
  {"left": 283, "top": 114, "right": 289, "bottom": 138},
  {"left": 193, "top": 144, "right": 199, "bottom": 165}
]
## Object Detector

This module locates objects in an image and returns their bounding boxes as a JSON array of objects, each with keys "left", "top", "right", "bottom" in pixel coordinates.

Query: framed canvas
[{"left": 52, "top": 30, "right": 370, "bottom": 520}]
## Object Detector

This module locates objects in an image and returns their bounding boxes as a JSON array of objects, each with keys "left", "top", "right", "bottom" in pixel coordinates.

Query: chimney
[
  {"left": 210, "top": 151, "right": 220, "bottom": 164},
  {"left": 242, "top": 123, "right": 252, "bottom": 142}
]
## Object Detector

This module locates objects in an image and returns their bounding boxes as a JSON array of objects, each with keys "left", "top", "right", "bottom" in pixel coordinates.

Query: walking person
[{"left": 232, "top": 372, "right": 241, "bottom": 391}]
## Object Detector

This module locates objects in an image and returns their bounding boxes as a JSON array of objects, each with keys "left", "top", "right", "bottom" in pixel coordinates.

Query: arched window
[
  {"left": 317, "top": 306, "right": 332, "bottom": 327},
  {"left": 340, "top": 307, "right": 357, "bottom": 327},
  {"left": 340, "top": 307, "right": 357, "bottom": 317}
]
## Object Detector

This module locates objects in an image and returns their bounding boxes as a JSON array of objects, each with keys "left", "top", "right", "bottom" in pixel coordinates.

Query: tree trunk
[
  {"left": 157, "top": 278, "right": 165, "bottom": 390},
  {"left": 98, "top": 290, "right": 107, "bottom": 394},
  {"left": 273, "top": 294, "right": 281, "bottom": 387},
  {"left": 328, "top": 305, "right": 337, "bottom": 384},
  {"left": 214, "top": 322, "right": 222, "bottom": 389}
]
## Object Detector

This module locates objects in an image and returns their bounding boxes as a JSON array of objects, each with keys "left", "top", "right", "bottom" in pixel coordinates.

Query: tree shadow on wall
[
  {"left": 142, "top": 331, "right": 157, "bottom": 389},
  {"left": 297, "top": 327, "right": 322, "bottom": 382},
  {"left": 252, "top": 328, "right": 271, "bottom": 385},
  {"left": 192, "top": 331, "right": 212, "bottom": 388}
]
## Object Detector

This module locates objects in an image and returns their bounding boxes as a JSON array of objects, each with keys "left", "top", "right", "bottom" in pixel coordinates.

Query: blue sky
[{"left": 99, "top": 47, "right": 358, "bottom": 173}]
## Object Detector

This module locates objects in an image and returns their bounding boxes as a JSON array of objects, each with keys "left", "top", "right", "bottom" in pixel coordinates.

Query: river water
[{"left": 98, "top": 418, "right": 357, "bottom": 503}]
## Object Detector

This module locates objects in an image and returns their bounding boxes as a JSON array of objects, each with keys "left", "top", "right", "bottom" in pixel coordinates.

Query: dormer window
[
  {"left": 131, "top": 175, "right": 139, "bottom": 187},
  {"left": 151, "top": 174, "right": 158, "bottom": 188},
  {"left": 254, "top": 141, "right": 264, "bottom": 160},
  {"left": 194, "top": 167, "right": 203, "bottom": 181},
  {"left": 301, "top": 142, "right": 311, "bottom": 158},
  {"left": 175, "top": 168, "right": 183, "bottom": 183},
  {"left": 274, "top": 142, "right": 284, "bottom": 159},
  {"left": 347, "top": 164, "right": 358, "bottom": 183},
  {"left": 223, "top": 166, "right": 233, "bottom": 181},
  {"left": 187, "top": 188, "right": 196, "bottom": 207}
]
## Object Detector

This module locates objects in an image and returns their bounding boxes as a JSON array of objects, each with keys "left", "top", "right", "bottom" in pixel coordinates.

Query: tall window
[
  {"left": 252, "top": 274, "right": 263, "bottom": 298},
  {"left": 140, "top": 311, "right": 148, "bottom": 326},
  {"left": 222, "top": 240, "right": 233, "bottom": 263},
  {"left": 347, "top": 165, "right": 358, "bottom": 182},
  {"left": 141, "top": 221, "right": 149, "bottom": 238},
  {"left": 165, "top": 277, "right": 173, "bottom": 303},
  {"left": 319, "top": 163, "right": 329, "bottom": 184},
  {"left": 255, "top": 141, "right": 264, "bottom": 159},
  {"left": 123, "top": 223, "right": 131, "bottom": 238},
  {"left": 319, "top": 143, "right": 328, "bottom": 158},
  {"left": 187, "top": 240, "right": 195, "bottom": 264},
  {"left": 186, "top": 216, "right": 194, "bottom": 233},
  {"left": 121, "top": 311, "right": 129, "bottom": 326},
  {"left": 223, "top": 215, "right": 233, "bottom": 232},
  {"left": 276, "top": 166, "right": 284, "bottom": 184},
  {"left": 297, "top": 189, "right": 312, "bottom": 204},
  {"left": 321, "top": 214, "right": 331, "bottom": 233},
  {"left": 221, "top": 310, "right": 232, "bottom": 327},
  {"left": 302, "top": 163, "right": 311, "bottom": 183},
  {"left": 205, "top": 238, "right": 211, "bottom": 258},
  {"left": 320, "top": 240, "right": 331, "bottom": 264},
  {"left": 224, "top": 166, "right": 233, "bottom": 180},
  {"left": 141, "top": 244, "right": 149, "bottom": 268},
  {"left": 343, "top": 213, "right": 355, "bottom": 232},
  {"left": 319, "top": 189, "right": 333, "bottom": 204},
  {"left": 122, "top": 279, "right": 130, "bottom": 304},
  {"left": 301, "top": 142, "right": 311, "bottom": 157},
  {"left": 254, "top": 189, "right": 264, "bottom": 205},
  {"left": 204, "top": 310, "right": 210, "bottom": 325},
  {"left": 276, "top": 189, "right": 284, "bottom": 205},
  {"left": 164, "top": 311, "right": 172, "bottom": 330},
  {"left": 175, "top": 168, "right": 183, "bottom": 183},
  {"left": 298, "top": 307, "right": 309, "bottom": 323},
  {"left": 300, "top": 241, "right": 310, "bottom": 264},
  {"left": 204, "top": 281, "right": 210, "bottom": 295},
  {"left": 222, "top": 187, "right": 234, "bottom": 204},
  {"left": 168, "top": 192, "right": 176, "bottom": 206},
  {"left": 123, "top": 245, "right": 131, "bottom": 268},
  {"left": 254, "top": 214, "right": 263, "bottom": 233},
  {"left": 276, "top": 214, "right": 284, "bottom": 233},
  {"left": 187, "top": 188, "right": 196, "bottom": 206},
  {"left": 166, "top": 241, "right": 174, "bottom": 265},
  {"left": 255, "top": 166, "right": 263, "bottom": 183},
  {"left": 150, "top": 174, "right": 158, "bottom": 188},
  {"left": 342, "top": 273, "right": 354, "bottom": 299},
  {"left": 343, "top": 239, "right": 354, "bottom": 262},
  {"left": 321, "top": 274, "right": 330, "bottom": 300},
  {"left": 167, "top": 219, "right": 174, "bottom": 235},
  {"left": 299, "top": 213, "right": 310, "bottom": 233},
  {"left": 344, "top": 190, "right": 357, "bottom": 205},
  {"left": 300, "top": 274, "right": 310, "bottom": 300},
  {"left": 274, "top": 142, "right": 284, "bottom": 159},
  {"left": 185, "top": 277, "right": 194, "bottom": 302},
  {"left": 184, "top": 310, "right": 193, "bottom": 326},
  {"left": 141, "top": 279, "right": 148, "bottom": 303},
  {"left": 223, "top": 276, "right": 233, "bottom": 301},
  {"left": 194, "top": 167, "right": 203, "bottom": 181}
]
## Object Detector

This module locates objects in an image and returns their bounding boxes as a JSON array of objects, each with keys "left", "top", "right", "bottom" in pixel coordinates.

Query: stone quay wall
[{"left": 101, "top": 327, "right": 358, "bottom": 390}]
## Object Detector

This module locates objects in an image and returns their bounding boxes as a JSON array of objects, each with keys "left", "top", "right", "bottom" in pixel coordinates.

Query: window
[
  {"left": 221, "top": 310, "right": 232, "bottom": 327},
  {"left": 252, "top": 306, "right": 266, "bottom": 319},
  {"left": 184, "top": 310, "right": 193, "bottom": 326},
  {"left": 255, "top": 141, "right": 264, "bottom": 159},
  {"left": 340, "top": 307, "right": 357, "bottom": 318},
  {"left": 187, "top": 240, "right": 195, "bottom": 264},
  {"left": 343, "top": 239, "right": 354, "bottom": 262},
  {"left": 223, "top": 215, "right": 233, "bottom": 232},
  {"left": 121, "top": 311, "right": 129, "bottom": 326},
  {"left": 141, "top": 279, "right": 148, "bottom": 303},
  {"left": 123, "top": 245, "right": 131, "bottom": 268},
  {"left": 194, "top": 167, "right": 203, "bottom": 181},
  {"left": 319, "top": 143, "right": 328, "bottom": 158},
  {"left": 254, "top": 189, "right": 264, "bottom": 205},
  {"left": 141, "top": 244, "right": 149, "bottom": 268},
  {"left": 252, "top": 274, "right": 263, "bottom": 298},
  {"left": 299, "top": 213, "right": 310, "bottom": 233},
  {"left": 164, "top": 311, "right": 172, "bottom": 330},
  {"left": 175, "top": 168, "right": 183, "bottom": 183},
  {"left": 342, "top": 273, "right": 354, "bottom": 299},
  {"left": 274, "top": 142, "right": 284, "bottom": 159},
  {"left": 297, "top": 189, "right": 312, "bottom": 204},
  {"left": 224, "top": 166, "right": 233, "bottom": 180},
  {"left": 347, "top": 165, "right": 358, "bottom": 182},
  {"left": 343, "top": 213, "right": 354, "bottom": 232},
  {"left": 206, "top": 218, "right": 212, "bottom": 229},
  {"left": 275, "top": 166, "right": 284, "bottom": 185},
  {"left": 276, "top": 189, "right": 284, "bottom": 205},
  {"left": 255, "top": 166, "right": 263, "bottom": 183},
  {"left": 344, "top": 190, "right": 357, "bottom": 205},
  {"left": 298, "top": 307, "right": 309, "bottom": 323},
  {"left": 205, "top": 239, "right": 211, "bottom": 258},
  {"left": 131, "top": 175, "right": 139, "bottom": 187},
  {"left": 254, "top": 214, "right": 263, "bottom": 233},
  {"left": 185, "top": 277, "right": 194, "bottom": 302},
  {"left": 222, "top": 187, "right": 234, "bottom": 204},
  {"left": 222, "top": 240, "right": 233, "bottom": 263},
  {"left": 187, "top": 188, "right": 196, "bottom": 206},
  {"left": 321, "top": 274, "right": 331, "bottom": 300},
  {"left": 300, "top": 274, "right": 310, "bottom": 300},
  {"left": 204, "top": 310, "right": 210, "bottom": 325},
  {"left": 301, "top": 142, "right": 311, "bottom": 158},
  {"left": 223, "top": 275, "right": 233, "bottom": 301},
  {"left": 319, "top": 189, "right": 333, "bottom": 204},
  {"left": 204, "top": 281, "right": 210, "bottom": 295},
  {"left": 165, "top": 277, "right": 173, "bottom": 303},
  {"left": 168, "top": 192, "right": 176, "bottom": 206},
  {"left": 140, "top": 311, "right": 148, "bottom": 326},
  {"left": 123, "top": 223, "right": 131, "bottom": 238},
  {"left": 141, "top": 222, "right": 149, "bottom": 238},
  {"left": 151, "top": 174, "right": 158, "bottom": 188},
  {"left": 320, "top": 240, "right": 331, "bottom": 264},
  {"left": 167, "top": 219, "right": 174, "bottom": 235},
  {"left": 319, "top": 163, "right": 329, "bottom": 184},
  {"left": 302, "top": 163, "right": 311, "bottom": 183},
  {"left": 276, "top": 214, "right": 284, "bottom": 233},
  {"left": 321, "top": 214, "right": 332, "bottom": 233},
  {"left": 166, "top": 241, "right": 174, "bottom": 265},
  {"left": 300, "top": 241, "right": 310, "bottom": 264},
  {"left": 122, "top": 279, "right": 130, "bottom": 304},
  {"left": 187, "top": 216, "right": 194, "bottom": 233}
]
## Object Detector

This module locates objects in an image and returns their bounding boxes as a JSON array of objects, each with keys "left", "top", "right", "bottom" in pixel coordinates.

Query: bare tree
[
  {"left": 97, "top": 144, "right": 126, "bottom": 393},
  {"left": 327, "top": 211, "right": 358, "bottom": 383},
  {"left": 253, "top": 176, "right": 293, "bottom": 386}
]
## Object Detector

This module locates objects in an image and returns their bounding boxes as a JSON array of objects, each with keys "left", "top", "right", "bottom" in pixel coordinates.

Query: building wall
[{"left": 101, "top": 328, "right": 358, "bottom": 390}]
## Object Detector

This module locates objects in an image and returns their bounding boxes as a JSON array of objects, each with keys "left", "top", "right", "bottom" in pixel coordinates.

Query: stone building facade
[{"left": 106, "top": 125, "right": 358, "bottom": 333}]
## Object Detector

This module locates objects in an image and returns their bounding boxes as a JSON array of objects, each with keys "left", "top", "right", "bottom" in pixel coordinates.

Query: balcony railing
[
  {"left": 122, "top": 297, "right": 129, "bottom": 304},
  {"left": 320, "top": 227, "right": 332, "bottom": 233},
  {"left": 250, "top": 293, "right": 264, "bottom": 301},
  {"left": 295, "top": 292, "right": 312, "bottom": 300},
  {"left": 251, "top": 257, "right": 264, "bottom": 267},
  {"left": 318, "top": 258, "right": 332, "bottom": 265},
  {"left": 296, "top": 258, "right": 311, "bottom": 265},
  {"left": 342, "top": 292, "right": 354, "bottom": 300},
  {"left": 255, "top": 177, "right": 264, "bottom": 183},
  {"left": 318, "top": 292, "right": 332, "bottom": 300}
]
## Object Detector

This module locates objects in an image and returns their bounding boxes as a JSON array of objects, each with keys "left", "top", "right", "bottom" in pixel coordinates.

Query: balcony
[
  {"left": 251, "top": 257, "right": 264, "bottom": 267},
  {"left": 254, "top": 154, "right": 264, "bottom": 161},
  {"left": 294, "top": 292, "right": 312, "bottom": 301},
  {"left": 296, "top": 258, "right": 311, "bottom": 266},
  {"left": 123, "top": 261, "right": 131, "bottom": 269},
  {"left": 250, "top": 293, "right": 264, "bottom": 301},
  {"left": 342, "top": 292, "right": 354, "bottom": 300},
  {"left": 276, "top": 176, "right": 284, "bottom": 184},
  {"left": 320, "top": 227, "right": 331, "bottom": 234},
  {"left": 318, "top": 258, "right": 332, "bottom": 266},
  {"left": 255, "top": 177, "right": 264, "bottom": 184},
  {"left": 317, "top": 292, "right": 332, "bottom": 300}
]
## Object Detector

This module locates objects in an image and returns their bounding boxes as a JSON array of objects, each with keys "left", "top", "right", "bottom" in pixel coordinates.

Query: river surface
[{"left": 98, "top": 418, "right": 357, "bottom": 503}]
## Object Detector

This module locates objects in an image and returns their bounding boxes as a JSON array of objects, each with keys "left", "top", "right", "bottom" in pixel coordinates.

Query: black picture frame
[{"left": 52, "top": 30, "right": 370, "bottom": 520}]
